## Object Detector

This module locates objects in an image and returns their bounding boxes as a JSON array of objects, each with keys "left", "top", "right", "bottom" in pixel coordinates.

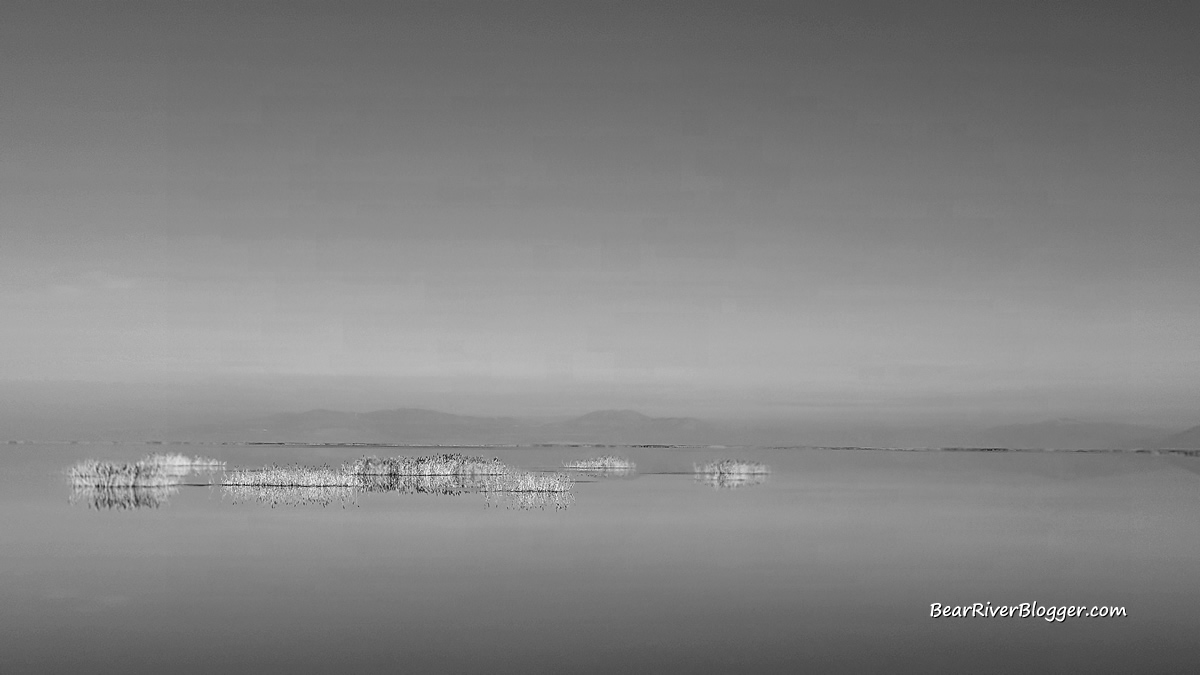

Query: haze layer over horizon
[{"left": 2, "top": 2, "right": 1198, "bottom": 427}]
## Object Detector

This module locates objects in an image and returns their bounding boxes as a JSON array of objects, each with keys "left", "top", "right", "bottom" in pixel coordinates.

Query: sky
[{"left": 2, "top": 2, "right": 1198, "bottom": 428}]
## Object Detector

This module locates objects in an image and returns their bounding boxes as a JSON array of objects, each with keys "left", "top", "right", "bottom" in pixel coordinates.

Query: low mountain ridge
[
  {"left": 547, "top": 409, "right": 715, "bottom": 443},
  {"left": 1154, "top": 425, "right": 1200, "bottom": 449},
  {"left": 142, "top": 407, "right": 716, "bottom": 445},
  {"left": 973, "top": 419, "right": 1168, "bottom": 450}
]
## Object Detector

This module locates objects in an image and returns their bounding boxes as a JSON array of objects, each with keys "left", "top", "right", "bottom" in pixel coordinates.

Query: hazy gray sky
[{"left": 2, "top": 2, "right": 1198, "bottom": 424}]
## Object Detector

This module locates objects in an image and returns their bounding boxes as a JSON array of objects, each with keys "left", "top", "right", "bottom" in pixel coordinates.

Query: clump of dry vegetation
[
  {"left": 693, "top": 459, "right": 771, "bottom": 489},
  {"left": 562, "top": 455, "right": 636, "bottom": 472},
  {"left": 345, "top": 453, "right": 571, "bottom": 493},
  {"left": 219, "top": 454, "right": 574, "bottom": 507},
  {"left": 67, "top": 456, "right": 209, "bottom": 509},
  {"left": 355, "top": 473, "right": 487, "bottom": 495},
  {"left": 344, "top": 453, "right": 507, "bottom": 477},
  {"left": 222, "top": 464, "right": 357, "bottom": 487},
  {"left": 69, "top": 459, "right": 183, "bottom": 488},
  {"left": 693, "top": 459, "right": 771, "bottom": 476},
  {"left": 68, "top": 453, "right": 224, "bottom": 487},
  {"left": 144, "top": 452, "right": 224, "bottom": 470}
]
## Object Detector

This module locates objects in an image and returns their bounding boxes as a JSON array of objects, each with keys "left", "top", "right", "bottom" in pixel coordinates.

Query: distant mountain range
[
  {"left": 131, "top": 408, "right": 722, "bottom": 445},
  {"left": 1154, "top": 425, "right": 1200, "bottom": 449},
  {"left": 11, "top": 402, "right": 1196, "bottom": 449}
]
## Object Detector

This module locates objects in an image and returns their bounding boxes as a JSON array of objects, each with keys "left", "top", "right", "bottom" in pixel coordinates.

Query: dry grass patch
[
  {"left": 693, "top": 459, "right": 771, "bottom": 476},
  {"left": 563, "top": 455, "right": 636, "bottom": 472},
  {"left": 223, "top": 464, "right": 358, "bottom": 487},
  {"left": 68, "top": 459, "right": 183, "bottom": 488},
  {"left": 67, "top": 455, "right": 224, "bottom": 509},
  {"left": 344, "top": 453, "right": 507, "bottom": 477},
  {"left": 356, "top": 473, "right": 489, "bottom": 495},
  {"left": 693, "top": 459, "right": 770, "bottom": 489},
  {"left": 218, "top": 454, "right": 574, "bottom": 508},
  {"left": 347, "top": 454, "right": 572, "bottom": 493},
  {"left": 143, "top": 452, "right": 225, "bottom": 470}
]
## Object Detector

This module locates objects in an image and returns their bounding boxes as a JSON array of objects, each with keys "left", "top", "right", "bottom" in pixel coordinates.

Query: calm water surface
[{"left": 2, "top": 443, "right": 1198, "bottom": 673}]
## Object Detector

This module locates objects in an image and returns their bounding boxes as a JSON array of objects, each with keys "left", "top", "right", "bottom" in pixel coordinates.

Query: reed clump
[
  {"left": 223, "top": 464, "right": 358, "bottom": 487},
  {"left": 562, "top": 455, "right": 636, "bottom": 472},
  {"left": 67, "top": 455, "right": 222, "bottom": 509},
  {"left": 693, "top": 459, "right": 771, "bottom": 476},
  {"left": 344, "top": 453, "right": 508, "bottom": 477},
  {"left": 68, "top": 459, "right": 183, "bottom": 488},
  {"left": 355, "top": 473, "right": 488, "bottom": 496},
  {"left": 68, "top": 453, "right": 224, "bottom": 486},
  {"left": 693, "top": 459, "right": 771, "bottom": 489},
  {"left": 145, "top": 452, "right": 224, "bottom": 469},
  {"left": 346, "top": 453, "right": 572, "bottom": 493},
  {"left": 218, "top": 455, "right": 574, "bottom": 508},
  {"left": 224, "top": 457, "right": 571, "bottom": 492}
]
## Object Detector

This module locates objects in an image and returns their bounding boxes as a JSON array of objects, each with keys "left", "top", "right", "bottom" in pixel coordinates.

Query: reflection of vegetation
[
  {"left": 482, "top": 470, "right": 573, "bottom": 493},
  {"left": 694, "top": 459, "right": 770, "bottom": 476},
  {"left": 222, "top": 484, "right": 358, "bottom": 508},
  {"left": 693, "top": 459, "right": 771, "bottom": 489},
  {"left": 563, "top": 455, "right": 636, "bottom": 476},
  {"left": 694, "top": 473, "right": 769, "bottom": 489},
  {"left": 69, "top": 483, "right": 180, "bottom": 510},
  {"left": 485, "top": 489, "right": 575, "bottom": 511}
]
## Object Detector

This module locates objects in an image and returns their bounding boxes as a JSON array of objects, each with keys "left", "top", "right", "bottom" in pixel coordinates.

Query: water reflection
[
  {"left": 694, "top": 473, "right": 769, "bottom": 489},
  {"left": 69, "top": 483, "right": 181, "bottom": 510},
  {"left": 222, "top": 484, "right": 359, "bottom": 508},
  {"left": 218, "top": 478, "right": 574, "bottom": 510},
  {"left": 485, "top": 489, "right": 575, "bottom": 511}
]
